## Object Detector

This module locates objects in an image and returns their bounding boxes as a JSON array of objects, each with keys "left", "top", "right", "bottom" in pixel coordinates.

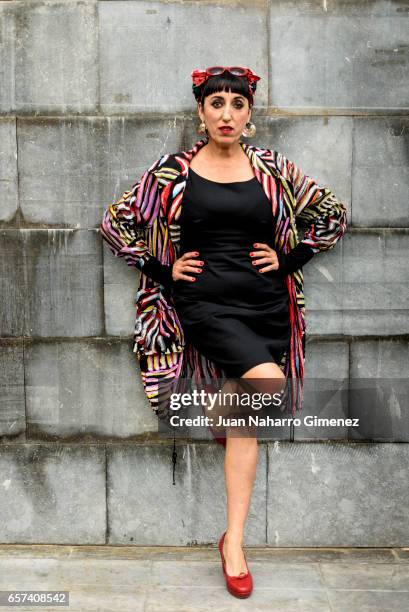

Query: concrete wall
[{"left": 0, "top": 0, "right": 408, "bottom": 546}]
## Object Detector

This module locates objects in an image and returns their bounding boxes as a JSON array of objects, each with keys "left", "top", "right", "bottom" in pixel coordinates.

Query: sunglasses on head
[{"left": 191, "top": 66, "right": 261, "bottom": 88}]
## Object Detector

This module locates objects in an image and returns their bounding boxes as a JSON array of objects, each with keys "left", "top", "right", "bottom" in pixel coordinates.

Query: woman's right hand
[{"left": 172, "top": 251, "right": 204, "bottom": 282}]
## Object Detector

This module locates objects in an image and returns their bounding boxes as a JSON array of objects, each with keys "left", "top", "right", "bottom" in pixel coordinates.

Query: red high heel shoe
[{"left": 218, "top": 531, "right": 253, "bottom": 598}]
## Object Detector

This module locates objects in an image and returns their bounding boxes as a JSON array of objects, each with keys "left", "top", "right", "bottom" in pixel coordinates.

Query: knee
[
  {"left": 241, "top": 362, "right": 285, "bottom": 381},
  {"left": 238, "top": 362, "right": 285, "bottom": 397}
]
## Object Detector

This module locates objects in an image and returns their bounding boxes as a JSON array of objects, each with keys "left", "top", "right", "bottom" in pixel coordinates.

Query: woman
[{"left": 100, "top": 66, "right": 348, "bottom": 599}]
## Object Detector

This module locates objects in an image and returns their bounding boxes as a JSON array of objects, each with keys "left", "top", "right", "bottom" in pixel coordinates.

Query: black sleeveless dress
[{"left": 170, "top": 167, "right": 292, "bottom": 378}]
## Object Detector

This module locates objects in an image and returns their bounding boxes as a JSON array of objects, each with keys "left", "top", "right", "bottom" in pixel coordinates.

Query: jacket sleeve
[
  {"left": 100, "top": 163, "right": 173, "bottom": 289},
  {"left": 276, "top": 152, "right": 348, "bottom": 256},
  {"left": 276, "top": 241, "right": 315, "bottom": 277}
]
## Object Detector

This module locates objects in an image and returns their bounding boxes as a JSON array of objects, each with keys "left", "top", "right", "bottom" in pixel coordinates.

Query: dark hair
[{"left": 194, "top": 73, "right": 254, "bottom": 108}]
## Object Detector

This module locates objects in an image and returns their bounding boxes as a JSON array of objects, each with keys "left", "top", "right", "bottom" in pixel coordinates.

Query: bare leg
[{"left": 222, "top": 361, "right": 286, "bottom": 576}]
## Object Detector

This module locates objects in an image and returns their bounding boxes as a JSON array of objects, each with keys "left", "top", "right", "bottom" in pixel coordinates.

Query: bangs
[{"left": 200, "top": 73, "right": 252, "bottom": 105}]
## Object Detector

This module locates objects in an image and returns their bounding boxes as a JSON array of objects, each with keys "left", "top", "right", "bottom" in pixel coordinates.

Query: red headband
[{"left": 191, "top": 66, "right": 261, "bottom": 103}]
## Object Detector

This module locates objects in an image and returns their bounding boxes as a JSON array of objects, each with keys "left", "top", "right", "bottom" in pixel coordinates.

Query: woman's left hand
[{"left": 249, "top": 242, "right": 280, "bottom": 273}]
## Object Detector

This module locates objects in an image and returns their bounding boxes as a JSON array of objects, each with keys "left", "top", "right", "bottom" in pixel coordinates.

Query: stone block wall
[{"left": 0, "top": 0, "right": 408, "bottom": 545}]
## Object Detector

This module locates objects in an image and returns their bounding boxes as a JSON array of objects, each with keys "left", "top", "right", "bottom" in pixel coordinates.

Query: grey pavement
[{"left": 1, "top": 545, "right": 409, "bottom": 611}]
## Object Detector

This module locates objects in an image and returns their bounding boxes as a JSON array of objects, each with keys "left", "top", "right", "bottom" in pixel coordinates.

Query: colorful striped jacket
[{"left": 100, "top": 135, "right": 348, "bottom": 422}]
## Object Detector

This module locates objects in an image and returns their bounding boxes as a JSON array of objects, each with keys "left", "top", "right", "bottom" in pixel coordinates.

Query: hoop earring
[
  {"left": 197, "top": 121, "right": 207, "bottom": 135},
  {"left": 242, "top": 121, "right": 256, "bottom": 138}
]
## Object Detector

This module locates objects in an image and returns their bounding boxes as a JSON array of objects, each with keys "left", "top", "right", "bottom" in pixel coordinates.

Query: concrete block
[
  {"left": 103, "top": 248, "right": 141, "bottom": 337},
  {"left": 0, "top": 229, "right": 103, "bottom": 337},
  {"left": 298, "top": 229, "right": 409, "bottom": 338},
  {"left": 269, "top": 1, "right": 409, "bottom": 109},
  {"left": 304, "top": 241, "right": 345, "bottom": 335},
  {"left": 14, "top": 1, "right": 98, "bottom": 114},
  {"left": 145, "top": 585, "right": 331, "bottom": 611},
  {"left": 350, "top": 339, "right": 409, "bottom": 441},
  {"left": 0, "top": 339, "right": 25, "bottom": 440},
  {"left": 352, "top": 117, "right": 409, "bottom": 227},
  {"left": 321, "top": 561, "right": 409, "bottom": 591},
  {"left": 295, "top": 339, "right": 349, "bottom": 440},
  {"left": 0, "top": 557, "right": 149, "bottom": 610},
  {"left": 267, "top": 442, "right": 409, "bottom": 547},
  {"left": 258, "top": 116, "right": 352, "bottom": 212},
  {"left": 0, "top": 444, "right": 106, "bottom": 544},
  {"left": 0, "top": 231, "right": 26, "bottom": 336},
  {"left": 18, "top": 117, "right": 183, "bottom": 229},
  {"left": 99, "top": 1, "right": 267, "bottom": 112},
  {"left": 18, "top": 118, "right": 109, "bottom": 228},
  {"left": 0, "top": 119, "right": 18, "bottom": 223},
  {"left": 24, "top": 338, "right": 158, "bottom": 439},
  {"left": 326, "top": 590, "right": 409, "bottom": 612},
  {"left": 107, "top": 443, "right": 267, "bottom": 546},
  {"left": 0, "top": 3, "right": 16, "bottom": 113},
  {"left": 100, "top": 116, "right": 183, "bottom": 209},
  {"left": 342, "top": 230, "right": 409, "bottom": 335}
]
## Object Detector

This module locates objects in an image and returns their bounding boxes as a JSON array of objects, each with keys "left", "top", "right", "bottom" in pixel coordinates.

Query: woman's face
[{"left": 198, "top": 89, "right": 251, "bottom": 145}]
